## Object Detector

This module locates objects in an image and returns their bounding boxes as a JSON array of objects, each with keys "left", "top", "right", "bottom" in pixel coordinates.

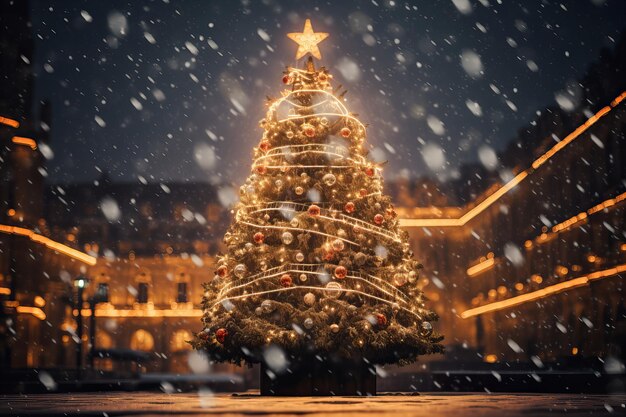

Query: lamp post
[
  {"left": 89, "top": 283, "right": 109, "bottom": 369},
  {"left": 73, "top": 275, "right": 89, "bottom": 379}
]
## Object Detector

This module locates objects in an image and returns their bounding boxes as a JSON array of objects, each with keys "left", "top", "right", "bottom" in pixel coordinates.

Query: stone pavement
[{"left": 1, "top": 392, "right": 625, "bottom": 416}]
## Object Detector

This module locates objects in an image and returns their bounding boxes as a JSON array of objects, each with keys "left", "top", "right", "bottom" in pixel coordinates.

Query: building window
[
  {"left": 137, "top": 283, "right": 149, "bottom": 304},
  {"left": 176, "top": 282, "right": 188, "bottom": 303},
  {"left": 170, "top": 330, "right": 193, "bottom": 352},
  {"left": 96, "top": 283, "right": 110, "bottom": 303},
  {"left": 130, "top": 329, "right": 154, "bottom": 351}
]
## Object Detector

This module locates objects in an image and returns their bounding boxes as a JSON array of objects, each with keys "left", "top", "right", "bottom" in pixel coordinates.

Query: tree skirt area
[{"left": 2, "top": 392, "right": 625, "bottom": 417}]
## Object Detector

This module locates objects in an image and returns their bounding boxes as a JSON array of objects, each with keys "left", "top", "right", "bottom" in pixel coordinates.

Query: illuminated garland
[
  {"left": 215, "top": 263, "right": 411, "bottom": 304},
  {"left": 212, "top": 285, "right": 422, "bottom": 319},
  {"left": 243, "top": 201, "right": 401, "bottom": 242}
]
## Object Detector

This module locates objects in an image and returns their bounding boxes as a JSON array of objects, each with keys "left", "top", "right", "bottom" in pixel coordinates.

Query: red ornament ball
[
  {"left": 323, "top": 249, "right": 335, "bottom": 261},
  {"left": 280, "top": 274, "right": 293, "bottom": 287},
  {"left": 198, "top": 331, "right": 210, "bottom": 341},
  {"left": 359, "top": 188, "right": 368, "bottom": 197},
  {"left": 215, "top": 328, "right": 228, "bottom": 344},
  {"left": 259, "top": 140, "right": 271, "bottom": 152},
  {"left": 340, "top": 127, "right": 351, "bottom": 138},
  {"left": 253, "top": 232, "right": 265, "bottom": 244},
  {"left": 373, "top": 214, "right": 384, "bottom": 225},
  {"left": 216, "top": 265, "right": 228, "bottom": 277},
  {"left": 307, "top": 204, "right": 321, "bottom": 217},
  {"left": 344, "top": 202, "right": 356, "bottom": 214},
  {"left": 376, "top": 313, "right": 387, "bottom": 327},
  {"left": 334, "top": 265, "right": 347, "bottom": 279},
  {"left": 282, "top": 75, "right": 292, "bottom": 84},
  {"left": 256, "top": 165, "right": 267, "bottom": 175},
  {"left": 303, "top": 125, "right": 316, "bottom": 138},
  {"left": 364, "top": 167, "right": 375, "bottom": 177}
]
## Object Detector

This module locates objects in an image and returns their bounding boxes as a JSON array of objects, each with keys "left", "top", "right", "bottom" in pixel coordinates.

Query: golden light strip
[
  {"left": 0, "top": 287, "right": 11, "bottom": 295},
  {"left": 466, "top": 257, "right": 495, "bottom": 277},
  {"left": 16, "top": 306, "right": 46, "bottom": 321},
  {"left": 218, "top": 267, "right": 407, "bottom": 305},
  {"left": 0, "top": 116, "right": 20, "bottom": 128},
  {"left": 0, "top": 224, "right": 97, "bottom": 265},
  {"left": 461, "top": 264, "right": 626, "bottom": 318},
  {"left": 550, "top": 191, "right": 626, "bottom": 234},
  {"left": 400, "top": 91, "right": 625, "bottom": 228},
  {"left": 239, "top": 221, "right": 358, "bottom": 246},
  {"left": 271, "top": 89, "right": 349, "bottom": 115},
  {"left": 212, "top": 285, "right": 422, "bottom": 319},
  {"left": 253, "top": 148, "right": 366, "bottom": 166},
  {"left": 247, "top": 204, "right": 401, "bottom": 242},
  {"left": 269, "top": 89, "right": 367, "bottom": 133},
  {"left": 76, "top": 308, "right": 203, "bottom": 318},
  {"left": 219, "top": 262, "right": 410, "bottom": 302},
  {"left": 11, "top": 136, "right": 37, "bottom": 150},
  {"left": 278, "top": 113, "right": 367, "bottom": 132}
]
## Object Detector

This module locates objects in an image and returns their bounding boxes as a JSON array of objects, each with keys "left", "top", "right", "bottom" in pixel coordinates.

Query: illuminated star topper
[{"left": 287, "top": 19, "right": 329, "bottom": 60}]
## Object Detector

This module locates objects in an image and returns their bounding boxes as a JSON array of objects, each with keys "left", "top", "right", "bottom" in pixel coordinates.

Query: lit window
[
  {"left": 170, "top": 330, "right": 193, "bottom": 352},
  {"left": 130, "top": 329, "right": 154, "bottom": 351}
]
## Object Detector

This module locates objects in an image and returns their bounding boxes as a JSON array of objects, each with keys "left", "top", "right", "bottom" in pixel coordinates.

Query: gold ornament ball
[
  {"left": 330, "top": 323, "right": 340, "bottom": 333},
  {"left": 325, "top": 281, "right": 342, "bottom": 298},
  {"left": 295, "top": 252, "right": 305, "bottom": 262},
  {"left": 392, "top": 273, "right": 407, "bottom": 287},
  {"left": 331, "top": 239, "right": 345, "bottom": 252},
  {"left": 295, "top": 186, "right": 304, "bottom": 195},
  {"left": 322, "top": 173, "right": 336, "bottom": 186},
  {"left": 281, "top": 231, "right": 294, "bottom": 245},
  {"left": 303, "top": 292, "right": 316, "bottom": 306},
  {"left": 299, "top": 273, "right": 308, "bottom": 282},
  {"left": 234, "top": 264, "right": 247, "bottom": 278},
  {"left": 261, "top": 300, "right": 274, "bottom": 313}
]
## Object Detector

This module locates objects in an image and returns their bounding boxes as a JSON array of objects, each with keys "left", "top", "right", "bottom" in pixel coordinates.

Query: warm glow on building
[
  {"left": 484, "top": 354, "right": 498, "bottom": 363},
  {"left": 74, "top": 306, "right": 203, "bottom": 318},
  {"left": 399, "top": 91, "right": 625, "bottom": 228},
  {"left": 11, "top": 136, "right": 37, "bottom": 150},
  {"left": 466, "top": 257, "right": 495, "bottom": 277},
  {"left": 461, "top": 264, "right": 626, "bottom": 319},
  {"left": 0, "top": 224, "right": 97, "bottom": 265},
  {"left": 0, "top": 115, "right": 20, "bottom": 128},
  {"left": 16, "top": 306, "right": 46, "bottom": 321}
]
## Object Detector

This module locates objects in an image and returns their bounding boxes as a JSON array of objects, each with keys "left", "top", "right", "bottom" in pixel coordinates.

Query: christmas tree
[{"left": 194, "top": 20, "right": 443, "bottom": 369}]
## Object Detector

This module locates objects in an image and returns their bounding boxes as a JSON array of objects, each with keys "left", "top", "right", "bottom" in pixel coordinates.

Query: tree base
[{"left": 260, "top": 357, "right": 376, "bottom": 396}]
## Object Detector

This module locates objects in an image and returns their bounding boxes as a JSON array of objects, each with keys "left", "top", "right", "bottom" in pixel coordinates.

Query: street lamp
[
  {"left": 73, "top": 275, "right": 89, "bottom": 379},
  {"left": 89, "top": 282, "right": 109, "bottom": 368}
]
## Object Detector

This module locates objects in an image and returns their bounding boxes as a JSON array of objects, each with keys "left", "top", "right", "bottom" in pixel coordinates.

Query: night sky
[{"left": 31, "top": 0, "right": 626, "bottom": 187}]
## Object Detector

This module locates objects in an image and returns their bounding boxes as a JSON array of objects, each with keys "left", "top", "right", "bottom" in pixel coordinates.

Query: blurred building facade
[
  {"left": 397, "top": 34, "right": 626, "bottom": 366},
  {"left": 45, "top": 180, "right": 229, "bottom": 374}
]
